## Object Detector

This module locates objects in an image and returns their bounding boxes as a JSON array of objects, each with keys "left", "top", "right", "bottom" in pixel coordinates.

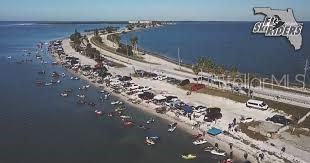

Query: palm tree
[
  {"left": 130, "top": 35, "right": 138, "bottom": 55},
  {"left": 112, "top": 34, "right": 121, "bottom": 48},
  {"left": 192, "top": 64, "right": 201, "bottom": 83}
]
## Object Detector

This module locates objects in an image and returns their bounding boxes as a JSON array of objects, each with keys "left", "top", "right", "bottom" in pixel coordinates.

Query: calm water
[
  {"left": 0, "top": 22, "right": 219, "bottom": 163},
  {"left": 122, "top": 22, "right": 310, "bottom": 82}
]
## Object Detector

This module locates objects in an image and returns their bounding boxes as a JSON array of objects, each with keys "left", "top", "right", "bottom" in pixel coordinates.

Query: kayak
[{"left": 181, "top": 154, "right": 197, "bottom": 160}]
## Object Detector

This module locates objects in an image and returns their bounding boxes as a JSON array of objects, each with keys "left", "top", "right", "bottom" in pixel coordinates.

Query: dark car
[{"left": 266, "top": 115, "right": 290, "bottom": 125}]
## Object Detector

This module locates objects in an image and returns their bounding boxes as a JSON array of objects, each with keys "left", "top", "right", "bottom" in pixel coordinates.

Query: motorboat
[
  {"left": 204, "top": 146, "right": 214, "bottom": 152},
  {"left": 124, "top": 121, "right": 135, "bottom": 127},
  {"left": 146, "top": 118, "right": 155, "bottom": 124},
  {"left": 120, "top": 115, "right": 131, "bottom": 119},
  {"left": 168, "top": 122, "right": 177, "bottom": 132},
  {"left": 193, "top": 139, "right": 208, "bottom": 145},
  {"left": 7, "top": 56, "right": 12, "bottom": 59},
  {"left": 145, "top": 137, "right": 155, "bottom": 146},
  {"left": 60, "top": 93, "right": 68, "bottom": 97},
  {"left": 111, "top": 101, "right": 121, "bottom": 105},
  {"left": 77, "top": 94, "right": 85, "bottom": 98},
  {"left": 95, "top": 110, "right": 103, "bottom": 116},
  {"left": 85, "top": 85, "right": 90, "bottom": 88},
  {"left": 181, "top": 154, "right": 197, "bottom": 160},
  {"left": 221, "top": 159, "right": 233, "bottom": 163},
  {"left": 148, "top": 136, "right": 160, "bottom": 141},
  {"left": 210, "top": 149, "right": 226, "bottom": 156},
  {"left": 45, "top": 82, "right": 52, "bottom": 86}
]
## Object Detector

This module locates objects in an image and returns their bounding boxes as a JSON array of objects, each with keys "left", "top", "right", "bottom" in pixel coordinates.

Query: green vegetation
[
  {"left": 70, "top": 29, "right": 82, "bottom": 51},
  {"left": 69, "top": 30, "right": 102, "bottom": 61},
  {"left": 91, "top": 36, "right": 158, "bottom": 65},
  {"left": 239, "top": 122, "right": 268, "bottom": 141},
  {"left": 192, "top": 56, "right": 239, "bottom": 80},
  {"left": 93, "top": 29, "right": 102, "bottom": 43}
]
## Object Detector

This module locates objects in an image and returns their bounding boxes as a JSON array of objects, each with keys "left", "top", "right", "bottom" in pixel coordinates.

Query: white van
[{"left": 246, "top": 99, "right": 268, "bottom": 110}]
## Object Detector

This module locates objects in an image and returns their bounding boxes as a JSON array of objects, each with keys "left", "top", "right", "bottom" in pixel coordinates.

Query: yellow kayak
[{"left": 181, "top": 154, "right": 197, "bottom": 160}]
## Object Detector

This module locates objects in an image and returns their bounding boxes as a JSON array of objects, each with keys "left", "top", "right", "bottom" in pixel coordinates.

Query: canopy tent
[{"left": 207, "top": 127, "right": 222, "bottom": 136}]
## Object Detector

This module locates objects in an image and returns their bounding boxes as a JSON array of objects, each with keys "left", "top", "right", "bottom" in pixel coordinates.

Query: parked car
[
  {"left": 266, "top": 115, "right": 290, "bottom": 125},
  {"left": 240, "top": 117, "right": 254, "bottom": 123},
  {"left": 246, "top": 99, "right": 268, "bottom": 110}
]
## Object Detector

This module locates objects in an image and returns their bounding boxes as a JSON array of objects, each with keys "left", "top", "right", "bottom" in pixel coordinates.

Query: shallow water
[{"left": 0, "top": 22, "right": 221, "bottom": 163}]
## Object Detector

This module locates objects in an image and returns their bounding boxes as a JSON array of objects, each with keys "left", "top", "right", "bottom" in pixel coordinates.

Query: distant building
[{"left": 128, "top": 20, "right": 152, "bottom": 24}]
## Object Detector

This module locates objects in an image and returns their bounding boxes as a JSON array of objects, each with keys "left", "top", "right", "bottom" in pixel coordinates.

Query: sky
[{"left": 0, "top": 0, "right": 309, "bottom": 21}]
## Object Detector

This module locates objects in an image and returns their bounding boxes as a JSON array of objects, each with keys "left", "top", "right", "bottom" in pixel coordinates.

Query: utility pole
[{"left": 304, "top": 58, "right": 309, "bottom": 89}]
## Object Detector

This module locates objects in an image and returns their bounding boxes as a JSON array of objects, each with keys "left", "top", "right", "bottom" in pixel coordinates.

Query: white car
[
  {"left": 240, "top": 117, "right": 254, "bottom": 123},
  {"left": 246, "top": 99, "right": 268, "bottom": 110}
]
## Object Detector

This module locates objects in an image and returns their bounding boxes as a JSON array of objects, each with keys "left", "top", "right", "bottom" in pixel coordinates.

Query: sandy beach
[{"left": 49, "top": 30, "right": 310, "bottom": 163}]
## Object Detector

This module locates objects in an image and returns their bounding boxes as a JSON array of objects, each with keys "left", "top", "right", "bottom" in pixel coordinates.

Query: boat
[
  {"left": 60, "top": 93, "right": 68, "bottom": 97},
  {"left": 7, "top": 56, "right": 12, "bottom": 59},
  {"left": 181, "top": 154, "right": 197, "bottom": 160},
  {"left": 145, "top": 137, "right": 155, "bottom": 146},
  {"left": 120, "top": 115, "right": 131, "bottom": 119},
  {"left": 124, "top": 121, "right": 135, "bottom": 127},
  {"left": 146, "top": 118, "right": 155, "bottom": 124},
  {"left": 204, "top": 146, "right": 214, "bottom": 152},
  {"left": 45, "top": 82, "right": 52, "bottom": 86},
  {"left": 111, "top": 101, "right": 120, "bottom": 105},
  {"left": 148, "top": 136, "right": 160, "bottom": 141},
  {"left": 210, "top": 149, "right": 226, "bottom": 156},
  {"left": 85, "top": 85, "right": 90, "bottom": 88},
  {"left": 193, "top": 139, "right": 208, "bottom": 145},
  {"left": 168, "top": 122, "right": 177, "bottom": 132},
  {"left": 95, "top": 110, "right": 103, "bottom": 116},
  {"left": 77, "top": 94, "right": 85, "bottom": 98},
  {"left": 221, "top": 159, "right": 233, "bottom": 163},
  {"left": 104, "top": 94, "right": 109, "bottom": 100}
]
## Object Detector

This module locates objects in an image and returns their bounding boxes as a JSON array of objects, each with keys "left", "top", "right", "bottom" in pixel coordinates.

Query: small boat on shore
[
  {"left": 193, "top": 139, "right": 208, "bottom": 145},
  {"left": 60, "top": 93, "right": 68, "bottom": 97},
  {"left": 204, "top": 146, "right": 214, "bottom": 152},
  {"left": 168, "top": 122, "right": 177, "bottom": 132},
  {"left": 145, "top": 137, "right": 156, "bottom": 146},
  {"left": 45, "top": 82, "right": 52, "bottom": 86},
  {"left": 181, "top": 154, "right": 197, "bottom": 160},
  {"left": 95, "top": 110, "right": 103, "bottom": 116},
  {"left": 120, "top": 115, "right": 131, "bottom": 119},
  {"left": 124, "top": 121, "right": 135, "bottom": 127},
  {"left": 210, "top": 149, "right": 226, "bottom": 156},
  {"left": 146, "top": 118, "right": 155, "bottom": 124},
  {"left": 111, "top": 101, "right": 121, "bottom": 105},
  {"left": 77, "top": 94, "right": 85, "bottom": 98}
]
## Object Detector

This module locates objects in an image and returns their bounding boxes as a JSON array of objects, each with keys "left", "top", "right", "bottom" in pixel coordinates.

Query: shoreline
[
  {"left": 49, "top": 31, "right": 309, "bottom": 163},
  {"left": 50, "top": 39, "right": 253, "bottom": 162}
]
